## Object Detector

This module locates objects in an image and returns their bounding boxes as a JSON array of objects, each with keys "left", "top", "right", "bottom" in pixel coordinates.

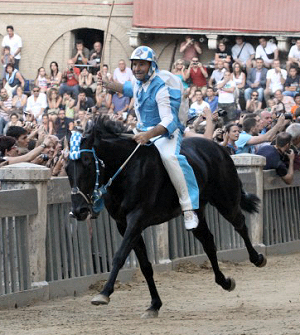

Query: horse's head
[{"left": 66, "top": 130, "right": 104, "bottom": 221}]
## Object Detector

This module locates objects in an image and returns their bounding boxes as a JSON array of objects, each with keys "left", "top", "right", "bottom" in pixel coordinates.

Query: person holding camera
[
  {"left": 58, "top": 60, "right": 80, "bottom": 98},
  {"left": 179, "top": 35, "right": 202, "bottom": 64},
  {"left": 274, "top": 89, "right": 294, "bottom": 114},
  {"left": 89, "top": 41, "right": 102, "bottom": 75},
  {"left": 216, "top": 71, "right": 237, "bottom": 123},
  {"left": 257, "top": 132, "right": 295, "bottom": 185},
  {"left": 185, "top": 57, "right": 208, "bottom": 94}
]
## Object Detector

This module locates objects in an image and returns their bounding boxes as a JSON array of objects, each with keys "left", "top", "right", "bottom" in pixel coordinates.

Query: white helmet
[{"left": 130, "top": 46, "right": 158, "bottom": 82}]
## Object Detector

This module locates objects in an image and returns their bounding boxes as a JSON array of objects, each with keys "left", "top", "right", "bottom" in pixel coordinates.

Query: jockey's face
[{"left": 132, "top": 60, "right": 151, "bottom": 81}]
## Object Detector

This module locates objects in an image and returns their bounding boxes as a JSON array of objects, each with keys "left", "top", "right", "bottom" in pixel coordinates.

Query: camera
[
  {"left": 284, "top": 113, "right": 293, "bottom": 120},
  {"left": 217, "top": 108, "right": 227, "bottom": 117},
  {"left": 40, "top": 154, "right": 49, "bottom": 161},
  {"left": 87, "top": 107, "right": 93, "bottom": 114}
]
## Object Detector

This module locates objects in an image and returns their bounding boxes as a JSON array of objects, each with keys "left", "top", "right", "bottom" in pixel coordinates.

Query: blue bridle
[
  {"left": 69, "top": 130, "right": 142, "bottom": 216},
  {"left": 69, "top": 132, "right": 105, "bottom": 215}
]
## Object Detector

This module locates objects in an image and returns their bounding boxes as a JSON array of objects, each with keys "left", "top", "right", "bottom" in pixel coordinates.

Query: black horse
[{"left": 66, "top": 116, "right": 266, "bottom": 318}]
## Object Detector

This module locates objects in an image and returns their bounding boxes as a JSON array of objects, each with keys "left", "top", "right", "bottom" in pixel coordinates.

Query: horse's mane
[{"left": 93, "top": 115, "right": 133, "bottom": 139}]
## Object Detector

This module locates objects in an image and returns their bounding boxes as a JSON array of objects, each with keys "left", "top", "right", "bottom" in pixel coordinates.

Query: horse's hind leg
[
  {"left": 192, "top": 210, "right": 236, "bottom": 291},
  {"left": 133, "top": 236, "right": 162, "bottom": 318},
  {"left": 229, "top": 210, "right": 267, "bottom": 267}
]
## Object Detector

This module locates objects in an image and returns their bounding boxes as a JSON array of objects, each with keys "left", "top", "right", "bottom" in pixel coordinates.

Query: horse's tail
[{"left": 240, "top": 190, "right": 260, "bottom": 214}]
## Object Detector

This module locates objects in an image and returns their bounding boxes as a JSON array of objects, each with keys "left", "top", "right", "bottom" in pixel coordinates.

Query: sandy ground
[{"left": 1, "top": 253, "right": 300, "bottom": 335}]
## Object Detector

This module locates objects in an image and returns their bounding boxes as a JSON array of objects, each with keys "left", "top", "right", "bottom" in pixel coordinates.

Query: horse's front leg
[{"left": 91, "top": 216, "right": 142, "bottom": 305}]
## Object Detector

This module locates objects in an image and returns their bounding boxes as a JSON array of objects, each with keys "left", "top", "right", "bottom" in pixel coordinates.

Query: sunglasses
[{"left": 33, "top": 90, "right": 39, "bottom": 92}]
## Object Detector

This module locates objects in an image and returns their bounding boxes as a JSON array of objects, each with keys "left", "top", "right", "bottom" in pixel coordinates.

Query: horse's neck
[{"left": 98, "top": 138, "right": 137, "bottom": 169}]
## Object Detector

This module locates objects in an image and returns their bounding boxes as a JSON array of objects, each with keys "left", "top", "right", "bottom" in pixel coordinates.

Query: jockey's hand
[{"left": 133, "top": 131, "right": 152, "bottom": 145}]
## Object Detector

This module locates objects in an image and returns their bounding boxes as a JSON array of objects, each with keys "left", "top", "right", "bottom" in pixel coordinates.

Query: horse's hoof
[
  {"left": 91, "top": 294, "right": 110, "bottom": 306},
  {"left": 255, "top": 254, "right": 267, "bottom": 268},
  {"left": 141, "top": 309, "right": 159, "bottom": 319},
  {"left": 226, "top": 277, "right": 236, "bottom": 292}
]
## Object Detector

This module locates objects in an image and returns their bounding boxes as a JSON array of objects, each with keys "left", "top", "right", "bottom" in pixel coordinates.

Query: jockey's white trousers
[{"left": 153, "top": 129, "right": 199, "bottom": 211}]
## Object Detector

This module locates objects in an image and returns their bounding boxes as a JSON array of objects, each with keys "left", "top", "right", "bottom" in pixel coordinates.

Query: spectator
[
  {"left": 235, "top": 114, "right": 285, "bottom": 154},
  {"left": 12, "top": 86, "right": 27, "bottom": 117},
  {"left": 3, "top": 63, "right": 25, "bottom": 98},
  {"left": 100, "top": 64, "right": 113, "bottom": 82},
  {"left": 189, "top": 90, "right": 210, "bottom": 116},
  {"left": 286, "top": 39, "right": 300, "bottom": 71},
  {"left": 75, "top": 110, "right": 92, "bottom": 132},
  {"left": 40, "top": 114, "right": 54, "bottom": 135},
  {"left": 109, "top": 92, "right": 130, "bottom": 119},
  {"left": 291, "top": 94, "right": 300, "bottom": 119},
  {"left": 259, "top": 110, "right": 273, "bottom": 134},
  {"left": 214, "top": 39, "right": 232, "bottom": 70},
  {"left": 221, "top": 123, "right": 240, "bottom": 155},
  {"left": 286, "top": 123, "right": 300, "bottom": 169},
  {"left": 245, "top": 90, "right": 262, "bottom": 113},
  {"left": 179, "top": 35, "right": 202, "bottom": 64},
  {"left": 244, "top": 58, "right": 268, "bottom": 105},
  {"left": 283, "top": 67, "right": 300, "bottom": 98},
  {"left": 231, "top": 62, "right": 246, "bottom": 108},
  {"left": 26, "top": 86, "right": 47, "bottom": 123},
  {"left": 204, "top": 87, "right": 218, "bottom": 112},
  {"left": 1, "top": 46, "right": 14, "bottom": 87},
  {"left": 74, "top": 90, "right": 94, "bottom": 114},
  {"left": 78, "top": 67, "right": 95, "bottom": 97},
  {"left": 3, "top": 112, "right": 22, "bottom": 135},
  {"left": 34, "top": 67, "right": 49, "bottom": 93},
  {"left": 273, "top": 89, "right": 294, "bottom": 114},
  {"left": 61, "top": 91, "right": 75, "bottom": 119},
  {"left": 47, "top": 88, "right": 62, "bottom": 122},
  {"left": 49, "top": 61, "right": 62, "bottom": 88},
  {"left": 208, "top": 60, "right": 226, "bottom": 87},
  {"left": 71, "top": 40, "right": 89, "bottom": 65},
  {"left": 172, "top": 59, "right": 189, "bottom": 90},
  {"left": 113, "top": 59, "right": 133, "bottom": 84},
  {"left": 185, "top": 108, "right": 216, "bottom": 140},
  {"left": 257, "top": 132, "right": 294, "bottom": 184},
  {"left": 6, "top": 125, "right": 29, "bottom": 154},
  {"left": 216, "top": 71, "right": 236, "bottom": 123},
  {"left": 255, "top": 37, "right": 278, "bottom": 69},
  {"left": 89, "top": 41, "right": 102, "bottom": 74},
  {"left": 95, "top": 85, "right": 112, "bottom": 115},
  {"left": 264, "top": 59, "right": 287, "bottom": 102},
  {"left": 1, "top": 25, "right": 22, "bottom": 69},
  {"left": 0, "top": 88, "right": 13, "bottom": 132},
  {"left": 231, "top": 36, "right": 255, "bottom": 72},
  {"left": 0, "top": 135, "right": 53, "bottom": 165},
  {"left": 54, "top": 109, "right": 74, "bottom": 140},
  {"left": 59, "top": 60, "right": 80, "bottom": 98},
  {"left": 185, "top": 57, "right": 208, "bottom": 94}
]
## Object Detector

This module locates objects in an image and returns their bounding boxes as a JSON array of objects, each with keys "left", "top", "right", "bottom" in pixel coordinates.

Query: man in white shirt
[
  {"left": 26, "top": 86, "right": 47, "bottom": 122},
  {"left": 190, "top": 90, "right": 210, "bottom": 116},
  {"left": 216, "top": 71, "right": 236, "bottom": 123},
  {"left": 231, "top": 36, "right": 255, "bottom": 72},
  {"left": 113, "top": 59, "right": 133, "bottom": 84},
  {"left": 287, "top": 39, "right": 300, "bottom": 71},
  {"left": 1, "top": 25, "right": 22, "bottom": 69},
  {"left": 264, "top": 59, "right": 287, "bottom": 101},
  {"left": 208, "top": 60, "right": 226, "bottom": 86},
  {"left": 255, "top": 37, "right": 278, "bottom": 68}
]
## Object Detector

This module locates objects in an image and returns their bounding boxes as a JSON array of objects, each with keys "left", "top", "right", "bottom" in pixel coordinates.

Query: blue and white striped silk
[{"left": 69, "top": 131, "right": 82, "bottom": 160}]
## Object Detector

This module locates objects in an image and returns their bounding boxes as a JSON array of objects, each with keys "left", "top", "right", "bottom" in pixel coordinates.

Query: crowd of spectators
[{"left": 1, "top": 25, "right": 300, "bottom": 184}]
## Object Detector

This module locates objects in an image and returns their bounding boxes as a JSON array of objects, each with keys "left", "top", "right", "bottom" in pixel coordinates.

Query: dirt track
[{"left": 1, "top": 253, "right": 300, "bottom": 335}]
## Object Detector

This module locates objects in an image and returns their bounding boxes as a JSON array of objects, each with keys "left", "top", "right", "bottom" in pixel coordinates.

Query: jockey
[{"left": 99, "top": 46, "right": 199, "bottom": 230}]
